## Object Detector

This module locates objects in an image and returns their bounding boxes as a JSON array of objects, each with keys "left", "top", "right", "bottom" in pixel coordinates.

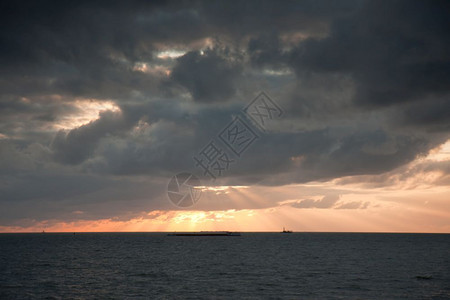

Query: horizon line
[{"left": 1, "top": 231, "right": 449, "bottom": 234}]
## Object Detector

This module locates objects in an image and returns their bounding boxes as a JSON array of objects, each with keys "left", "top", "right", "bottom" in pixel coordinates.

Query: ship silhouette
[{"left": 282, "top": 227, "right": 293, "bottom": 233}]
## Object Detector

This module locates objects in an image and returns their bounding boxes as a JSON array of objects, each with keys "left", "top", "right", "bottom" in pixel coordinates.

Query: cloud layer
[{"left": 1, "top": 0, "right": 449, "bottom": 226}]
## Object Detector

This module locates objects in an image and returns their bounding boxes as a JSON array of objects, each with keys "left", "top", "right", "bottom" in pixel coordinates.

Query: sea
[{"left": 0, "top": 233, "right": 449, "bottom": 299}]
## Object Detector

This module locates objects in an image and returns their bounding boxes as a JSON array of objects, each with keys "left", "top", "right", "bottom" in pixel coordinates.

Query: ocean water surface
[{"left": 0, "top": 233, "right": 449, "bottom": 299}]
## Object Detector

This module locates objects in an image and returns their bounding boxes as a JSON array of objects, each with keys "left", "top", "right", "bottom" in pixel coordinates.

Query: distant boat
[
  {"left": 282, "top": 227, "right": 293, "bottom": 233},
  {"left": 167, "top": 231, "right": 241, "bottom": 236}
]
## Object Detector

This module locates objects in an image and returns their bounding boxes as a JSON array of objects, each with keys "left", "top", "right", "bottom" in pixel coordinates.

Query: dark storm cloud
[
  {"left": 1, "top": 0, "right": 450, "bottom": 225},
  {"left": 336, "top": 157, "right": 450, "bottom": 188},
  {"left": 290, "top": 1, "right": 450, "bottom": 99},
  {"left": 169, "top": 49, "right": 242, "bottom": 102},
  {"left": 219, "top": 126, "right": 444, "bottom": 187},
  {"left": 51, "top": 110, "right": 127, "bottom": 164},
  {"left": 0, "top": 171, "right": 168, "bottom": 225},
  {"left": 399, "top": 96, "right": 450, "bottom": 132},
  {"left": 199, "top": 0, "right": 359, "bottom": 38},
  {"left": 311, "top": 131, "right": 431, "bottom": 176},
  {"left": 248, "top": 33, "right": 289, "bottom": 70},
  {"left": 0, "top": 0, "right": 200, "bottom": 101},
  {"left": 288, "top": 0, "right": 450, "bottom": 128},
  {"left": 0, "top": 0, "right": 358, "bottom": 101}
]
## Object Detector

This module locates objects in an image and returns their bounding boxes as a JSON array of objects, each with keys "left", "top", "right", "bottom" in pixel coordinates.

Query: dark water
[{"left": 1, "top": 233, "right": 449, "bottom": 299}]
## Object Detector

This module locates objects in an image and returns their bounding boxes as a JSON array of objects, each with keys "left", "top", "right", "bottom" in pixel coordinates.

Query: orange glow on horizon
[
  {"left": 1, "top": 196, "right": 449, "bottom": 234},
  {"left": 2, "top": 140, "right": 449, "bottom": 234}
]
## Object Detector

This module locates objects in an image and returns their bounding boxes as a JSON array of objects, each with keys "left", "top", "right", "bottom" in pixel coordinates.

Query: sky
[{"left": 1, "top": 0, "right": 450, "bottom": 233}]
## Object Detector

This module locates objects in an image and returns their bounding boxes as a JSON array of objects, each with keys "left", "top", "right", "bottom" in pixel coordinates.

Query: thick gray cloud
[
  {"left": 51, "top": 110, "right": 127, "bottom": 164},
  {"left": 1, "top": 0, "right": 450, "bottom": 226},
  {"left": 169, "top": 49, "right": 242, "bottom": 102},
  {"left": 288, "top": 0, "right": 450, "bottom": 128}
]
